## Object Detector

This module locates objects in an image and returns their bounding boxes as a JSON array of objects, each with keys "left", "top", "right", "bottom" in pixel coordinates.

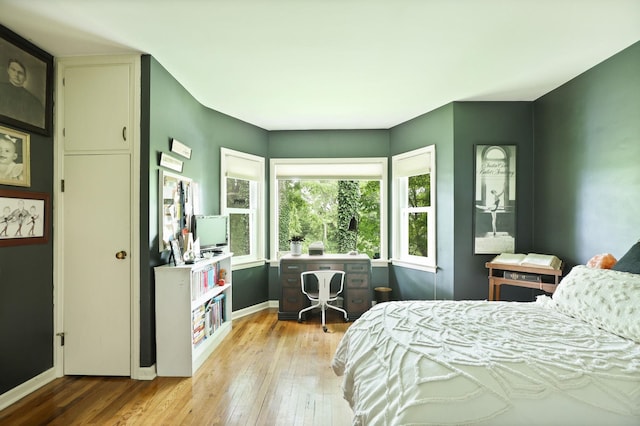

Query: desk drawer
[
  {"left": 282, "top": 287, "right": 309, "bottom": 312},
  {"left": 345, "top": 289, "right": 370, "bottom": 314},
  {"left": 306, "top": 263, "right": 343, "bottom": 272},
  {"left": 281, "top": 262, "right": 306, "bottom": 274},
  {"left": 281, "top": 273, "right": 301, "bottom": 288},
  {"left": 346, "top": 273, "right": 369, "bottom": 289},
  {"left": 346, "top": 262, "right": 369, "bottom": 273}
]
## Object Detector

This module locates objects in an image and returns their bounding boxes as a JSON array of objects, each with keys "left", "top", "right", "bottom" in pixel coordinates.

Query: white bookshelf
[{"left": 154, "top": 253, "right": 232, "bottom": 376}]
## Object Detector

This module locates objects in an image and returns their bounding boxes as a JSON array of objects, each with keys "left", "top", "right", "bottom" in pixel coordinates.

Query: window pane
[
  {"left": 277, "top": 179, "right": 380, "bottom": 257},
  {"left": 226, "top": 178, "right": 250, "bottom": 209},
  {"left": 409, "top": 174, "right": 430, "bottom": 207},
  {"left": 229, "top": 213, "right": 250, "bottom": 256},
  {"left": 408, "top": 212, "right": 428, "bottom": 257}
]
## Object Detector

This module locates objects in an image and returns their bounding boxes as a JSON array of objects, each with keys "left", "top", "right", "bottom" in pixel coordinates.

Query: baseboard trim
[
  {"left": 0, "top": 368, "right": 57, "bottom": 411},
  {"left": 135, "top": 364, "right": 157, "bottom": 381},
  {"left": 232, "top": 300, "right": 278, "bottom": 320}
]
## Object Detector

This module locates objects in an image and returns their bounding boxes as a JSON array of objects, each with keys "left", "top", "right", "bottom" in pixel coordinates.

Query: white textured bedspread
[{"left": 332, "top": 300, "right": 640, "bottom": 426}]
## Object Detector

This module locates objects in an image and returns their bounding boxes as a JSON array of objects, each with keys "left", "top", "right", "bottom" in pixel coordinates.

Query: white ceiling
[{"left": 1, "top": 0, "right": 639, "bottom": 130}]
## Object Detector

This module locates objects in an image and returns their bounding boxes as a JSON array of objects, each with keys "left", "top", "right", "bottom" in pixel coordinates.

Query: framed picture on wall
[
  {"left": 0, "top": 189, "right": 49, "bottom": 246},
  {"left": 473, "top": 144, "right": 517, "bottom": 254},
  {"left": 0, "top": 24, "right": 54, "bottom": 136},
  {"left": 0, "top": 125, "right": 30, "bottom": 187},
  {"left": 159, "top": 170, "right": 194, "bottom": 252}
]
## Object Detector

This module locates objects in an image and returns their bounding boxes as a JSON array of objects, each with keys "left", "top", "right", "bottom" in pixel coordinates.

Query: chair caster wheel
[
  {"left": 298, "top": 318, "right": 302, "bottom": 323},
  {"left": 323, "top": 326, "right": 328, "bottom": 333}
]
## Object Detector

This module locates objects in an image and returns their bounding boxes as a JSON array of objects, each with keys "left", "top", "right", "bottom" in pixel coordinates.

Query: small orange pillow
[{"left": 586, "top": 253, "right": 617, "bottom": 269}]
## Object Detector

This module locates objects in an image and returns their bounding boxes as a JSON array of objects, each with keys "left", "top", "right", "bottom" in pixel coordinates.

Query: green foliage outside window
[
  {"left": 229, "top": 213, "right": 250, "bottom": 256},
  {"left": 278, "top": 179, "right": 380, "bottom": 257},
  {"left": 227, "top": 178, "right": 251, "bottom": 256},
  {"left": 407, "top": 174, "right": 430, "bottom": 257}
]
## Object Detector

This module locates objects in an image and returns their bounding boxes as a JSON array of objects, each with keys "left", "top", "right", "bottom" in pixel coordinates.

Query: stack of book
[
  {"left": 192, "top": 305, "right": 206, "bottom": 346},
  {"left": 190, "top": 264, "right": 218, "bottom": 301}
]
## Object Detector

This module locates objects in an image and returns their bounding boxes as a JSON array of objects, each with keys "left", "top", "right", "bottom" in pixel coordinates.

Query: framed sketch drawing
[
  {"left": 0, "top": 24, "right": 53, "bottom": 136},
  {"left": 0, "top": 189, "right": 49, "bottom": 246},
  {"left": 0, "top": 125, "right": 30, "bottom": 187},
  {"left": 473, "top": 144, "right": 516, "bottom": 254}
]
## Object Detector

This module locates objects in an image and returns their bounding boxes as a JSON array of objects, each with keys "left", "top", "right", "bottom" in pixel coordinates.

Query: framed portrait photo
[
  {"left": 473, "top": 144, "right": 517, "bottom": 254},
  {"left": 0, "top": 189, "right": 50, "bottom": 246},
  {"left": 0, "top": 125, "right": 30, "bottom": 187},
  {"left": 0, "top": 24, "right": 54, "bottom": 136}
]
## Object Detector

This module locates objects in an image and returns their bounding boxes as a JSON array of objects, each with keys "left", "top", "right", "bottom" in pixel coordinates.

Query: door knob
[{"left": 115, "top": 250, "right": 127, "bottom": 260}]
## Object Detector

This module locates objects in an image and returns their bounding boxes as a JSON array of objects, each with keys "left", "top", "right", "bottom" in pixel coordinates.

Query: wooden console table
[{"left": 485, "top": 261, "right": 563, "bottom": 301}]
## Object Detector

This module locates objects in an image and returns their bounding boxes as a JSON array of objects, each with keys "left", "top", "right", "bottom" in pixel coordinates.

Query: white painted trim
[
  {"left": 232, "top": 301, "right": 277, "bottom": 320},
  {"left": 269, "top": 156, "right": 388, "bottom": 261},
  {"left": 53, "top": 54, "right": 142, "bottom": 382},
  {"left": 220, "top": 148, "right": 266, "bottom": 265},
  {"left": 390, "top": 258, "right": 438, "bottom": 273},
  {"left": 53, "top": 57, "right": 65, "bottom": 379},
  {"left": 391, "top": 145, "right": 437, "bottom": 267},
  {"left": 232, "top": 258, "right": 266, "bottom": 270},
  {"left": 129, "top": 55, "right": 142, "bottom": 380},
  {"left": 0, "top": 368, "right": 57, "bottom": 411},
  {"left": 136, "top": 365, "right": 157, "bottom": 381}
]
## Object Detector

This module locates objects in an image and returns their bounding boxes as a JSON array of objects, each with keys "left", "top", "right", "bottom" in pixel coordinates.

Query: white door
[{"left": 63, "top": 154, "right": 131, "bottom": 375}]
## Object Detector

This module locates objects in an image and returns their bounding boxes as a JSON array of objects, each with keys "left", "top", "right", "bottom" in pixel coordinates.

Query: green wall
[
  {"left": 268, "top": 129, "right": 390, "bottom": 158},
  {"left": 0, "top": 129, "right": 53, "bottom": 394},
  {"left": 533, "top": 41, "right": 640, "bottom": 265},
  {"left": 143, "top": 56, "right": 269, "bottom": 366},
  {"left": 452, "top": 102, "right": 534, "bottom": 300},
  {"left": 389, "top": 104, "right": 454, "bottom": 300}
]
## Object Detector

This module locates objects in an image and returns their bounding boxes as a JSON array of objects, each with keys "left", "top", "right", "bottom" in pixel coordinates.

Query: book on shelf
[
  {"left": 491, "top": 252, "right": 562, "bottom": 270},
  {"left": 503, "top": 271, "right": 541, "bottom": 282}
]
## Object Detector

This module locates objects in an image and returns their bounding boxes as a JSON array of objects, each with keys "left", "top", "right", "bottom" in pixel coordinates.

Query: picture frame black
[
  {"left": 170, "top": 239, "right": 185, "bottom": 266},
  {"left": 0, "top": 124, "right": 30, "bottom": 187},
  {"left": 0, "top": 189, "right": 50, "bottom": 246},
  {"left": 473, "top": 144, "right": 517, "bottom": 254},
  {"left": 0, "top": 23, "right": 54, "bottom": 136}
]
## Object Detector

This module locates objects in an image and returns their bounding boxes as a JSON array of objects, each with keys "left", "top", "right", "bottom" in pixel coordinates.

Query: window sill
[
  {"left": 232, "top": 258, "right": 267, "bottom": 270},
  {"left": 390, "top": 258, "right": 437, "bottom": 273},
  {"left": 268, "top": 257, "right": 390, "bottom": 268}
]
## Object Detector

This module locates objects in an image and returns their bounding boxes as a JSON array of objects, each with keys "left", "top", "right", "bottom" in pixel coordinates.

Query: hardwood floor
[{"left": 0, "top": 309, "right": 354, "bottom": 426}]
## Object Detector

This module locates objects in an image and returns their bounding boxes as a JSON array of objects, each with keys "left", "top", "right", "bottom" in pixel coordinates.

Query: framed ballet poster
[
  {"left": 0, "top": 189, "right": 49, "bottom": 246},
  {"left": 473, "top": 144, "right": 516, "bottom": 254}
]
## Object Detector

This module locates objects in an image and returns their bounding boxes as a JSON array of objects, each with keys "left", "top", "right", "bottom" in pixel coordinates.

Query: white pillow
[{"left": 552, "top": 265, "right": 640, "bottom": 343}]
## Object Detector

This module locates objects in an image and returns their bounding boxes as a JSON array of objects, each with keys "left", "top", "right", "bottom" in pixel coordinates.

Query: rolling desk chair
[{"left": 298, "top": 270, "right": 348, "bottom": 332}]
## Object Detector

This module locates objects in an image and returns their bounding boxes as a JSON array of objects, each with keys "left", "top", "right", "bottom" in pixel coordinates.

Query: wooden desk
[
  {"left": 279, "top": 254, "right": 371, "bottom": 320},
  {"left": 485, "top": 262, "right": 562, "bottom": 301}
]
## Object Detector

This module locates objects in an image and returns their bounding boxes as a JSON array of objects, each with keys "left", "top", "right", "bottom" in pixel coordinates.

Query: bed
[{"left": 331, "top": 264, "right": 640, "bottom": 425}]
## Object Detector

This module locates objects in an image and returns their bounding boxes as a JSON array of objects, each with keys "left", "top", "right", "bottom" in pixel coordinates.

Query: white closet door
[{"left": 63, "top": 153, "right": 131, "bottom": 375}]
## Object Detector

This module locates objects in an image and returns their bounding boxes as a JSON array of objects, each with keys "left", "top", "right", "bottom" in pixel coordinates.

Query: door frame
[{"left": 52, "top": 55, "right": 142, "bottom": 379}]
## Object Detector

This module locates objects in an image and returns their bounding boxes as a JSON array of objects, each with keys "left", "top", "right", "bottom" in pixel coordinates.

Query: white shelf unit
[{"left": 154, "top": 253, "right": 232, "bottom": 377}]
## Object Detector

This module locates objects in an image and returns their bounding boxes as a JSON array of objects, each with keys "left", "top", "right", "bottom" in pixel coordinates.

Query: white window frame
[
  {"left": 269, "top": 157, "right": 388, "bottom": 264},
  {"left": 221, "top": 148, "right": 265, "bottom": 269},
  {"left": 392, "top": 145, "right": 436, "bottom": 272}
]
